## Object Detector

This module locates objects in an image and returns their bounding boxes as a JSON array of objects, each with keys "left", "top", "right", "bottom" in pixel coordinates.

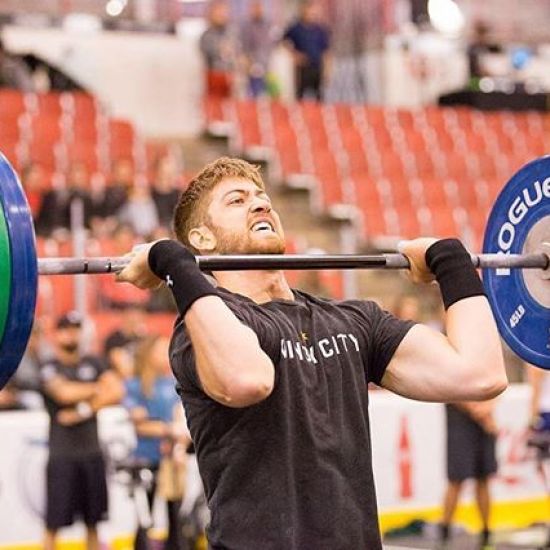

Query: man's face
[
  {"left": 302, "top": 3, "right": 320, "bottom": 24},
  {"left": 211, "top": 2, "right": 229, "bottom": 26},
  {"left": 113, "top": 159, "right": 134, "bottom": 186},
  {"left": 68, "top": 163, "right": 89, "bottom": 189},
  {"left": 200, "top": 177, "right": 285, "bottom": 255},
  {"left": 122, "top": 307, "right": 146, "bottom": 334},
  {"left": 250, "top": 1, "right": 264, "bottom": 20},
  {"left": 114, "top": 226, "right": 136, "bottom": 252},
  {"left": 24, "top": 164, "right": 45, "bottom": 191},
  {"left": 55, "top": 326, "right": 81, "bottom": 354}
]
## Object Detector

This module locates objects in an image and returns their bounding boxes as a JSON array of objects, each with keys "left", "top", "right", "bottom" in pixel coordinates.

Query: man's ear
[{"left": 188, "top": 225, "right": 217, "bottom": 252}]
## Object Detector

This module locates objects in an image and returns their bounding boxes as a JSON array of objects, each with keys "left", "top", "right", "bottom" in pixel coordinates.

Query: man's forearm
[
  {"left": 89, "top": 372, "right": 124, "bottom": 411},
  {"left": 48, "top": 380, "right": 98, "bottom": 405},
  {"left": 445, "top": 296, "right": 506, "bottom": 394},
  {"left": 427, "top": 240, "right": 506, "bottom": 395},
  {"left": 135, "top": 420, "right": 171, "bottom": 439},
  {"left": 383, "top": 239, "right": 507, "bottom": 402}
]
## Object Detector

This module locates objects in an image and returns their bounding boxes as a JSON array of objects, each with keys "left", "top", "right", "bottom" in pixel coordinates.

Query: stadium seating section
[
  {"left": 0, "top": 87, "right": 168, "bottom": 185},
  {"left": 7, "top": 89, "right": 548, "bottom": 336},
  {"left": 0, "top": 88, "right": 175, "bottom": 344},
  {"left": 205, "top": 96, "right": 550, "bottom": 252}
]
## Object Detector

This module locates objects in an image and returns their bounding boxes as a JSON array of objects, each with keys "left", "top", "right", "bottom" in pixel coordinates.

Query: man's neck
[{"left": 213, "top": 270, "right": 294, "bottom": 304}]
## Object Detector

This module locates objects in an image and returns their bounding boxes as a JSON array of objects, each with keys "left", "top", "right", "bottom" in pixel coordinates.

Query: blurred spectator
[
  {"left": 0, "top": 378, "right": 24, "bottom": 410},
  {"left": 467, "top": 21, "right": 502, "bottom": 86},
  {"left": 283, "top": 0, "right": 331, "bottom": 100},
  {"left": 104, "top": 304, "right": 148, "bottom": 379},
  {"left": 117, "top": 181, "right": 159, "bottom": 239},
  {"left": 40, "top": 311, "right": 123, "bottom": 550},
  {"left": 439, "top": 400, "right": 498, "bottom": 548},
  {"left": 97, "top": 157, "right": 135, "bottom": 222},
  {"left": 526, "top": 363, "right": 550, "bottom": 433},
  {"left": 8, "top": 322, "right": 49, "bottom": 409},
  {"left": 21, "top": 163, "right": 47, "bottom": 219},
  {"left": 240, "top": 1, "right": 278, "bottom": 97},
  {"left": 36, "top": 162, "right": 94, "bottom": 236},
  {"left": 0, "top": 37, "right": 34, "bottom": 91},
  {"left": 199, "top": 0, "right": 239, "bottom": 98},
  {"left": 424, "top": 299, "right": 499, "bottom": 546},
  {"left": 0, "top": 316, "right": 45, "bottom": 415},
  {"left": 124, "top": 335, "right": 189, "bottom": 550},
  {"left": 21, "top": 52, "right": 84, "bottom": 92},
  {"left": 98, "top": 224, "right": 151, "bottom": 310},
  {"left": 151, "top": 154, "right": 182, "bottom": 228}
]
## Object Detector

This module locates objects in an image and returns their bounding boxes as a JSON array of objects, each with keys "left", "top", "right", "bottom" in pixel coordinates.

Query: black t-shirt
[
  {"left": 152, "top": 188, "right": 180, "bottom": 228},
  {"left": 170, "top": 289, "right": 414, "bottom": 550},
  {"left": 40, "top": 356, "right": 107, "bottom": 458}
]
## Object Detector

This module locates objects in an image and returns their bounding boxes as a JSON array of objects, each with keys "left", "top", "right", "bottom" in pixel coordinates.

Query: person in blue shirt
[
  {"left": 283, "top": 0, "right": 331, "bottom": 100},
  {"left": 125, "top": 334, "right": 189, "bottom": 550}
]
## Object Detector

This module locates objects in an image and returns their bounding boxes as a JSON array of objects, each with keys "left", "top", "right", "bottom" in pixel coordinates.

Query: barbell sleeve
[{"left": 36, "top": 252, "right": 550, "bottom": 275}]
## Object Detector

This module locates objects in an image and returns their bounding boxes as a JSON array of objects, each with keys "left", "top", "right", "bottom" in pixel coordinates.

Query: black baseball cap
[{"left": 56, "top": 311, "right": 83, "bottom": 329}]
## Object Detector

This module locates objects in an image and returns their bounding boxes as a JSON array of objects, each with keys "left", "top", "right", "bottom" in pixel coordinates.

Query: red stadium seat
[
  {"left": 109, "top": 119, "right": 135, "bottom": 160},
  {"left": 63, "top": 142, "right": 100, "bottom": 173},
  {"left": 0, "top": 88, "right": 27, "bottom": 120},
  {"left": 64, "top": 91, "right": 100, "bottom": 119},
  {"left": 352, "top": 176, "right": 393, "bottom": 238},
  {"left": 32, "top": 92, "right": 63, "bottom": 117},
  {"left": 27, "top": 115, "right": 64, "bottom": 170}
]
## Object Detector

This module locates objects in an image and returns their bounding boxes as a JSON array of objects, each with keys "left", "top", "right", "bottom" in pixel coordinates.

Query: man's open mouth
[{"left": 251, "top": 221, "right": 275, "bottom": 233}]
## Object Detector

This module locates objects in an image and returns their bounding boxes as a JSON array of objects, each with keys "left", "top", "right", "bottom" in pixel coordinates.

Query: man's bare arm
[
  {"left": 526, "top": 363, "right": 544, "bottom": 421},
  {"left": 185, "top": 296, "right": 275, "bottom": 407},
  {"left": 381, "top": 239, "right": 507, "bottom": 402},
  {"left": 117, "top": 241, "right": 275, "bottom": 408},
  {"left": 382, "top": 298, "right": 506, "bottom": 401},
  {"left": 45, "top": 377, "right": 99, "bottom": 405},
  {"left": 89, "top": 370, "right": 124, "bottom": 411}
]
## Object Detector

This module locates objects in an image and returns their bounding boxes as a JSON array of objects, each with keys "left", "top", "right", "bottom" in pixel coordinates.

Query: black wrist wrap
[
  {"left": 148, "top": 240, "right": 218, "bottom": 315},
  {"left": 425, "top": 238, "right": 485, "bottom": 310}
]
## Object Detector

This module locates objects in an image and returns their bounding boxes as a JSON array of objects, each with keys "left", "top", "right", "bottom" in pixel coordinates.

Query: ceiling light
[{"left": 427, "top": 0, "right": 465, "bottom": 35}]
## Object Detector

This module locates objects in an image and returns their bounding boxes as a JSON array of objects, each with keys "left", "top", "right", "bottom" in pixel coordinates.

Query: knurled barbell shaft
[{"left": 36, "top": 252, "right": 550, "bottom": 275}]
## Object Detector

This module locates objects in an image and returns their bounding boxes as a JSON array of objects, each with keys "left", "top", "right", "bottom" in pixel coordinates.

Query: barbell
[{"left": 1, "top": 154, "right": 550, "bottom": 389}]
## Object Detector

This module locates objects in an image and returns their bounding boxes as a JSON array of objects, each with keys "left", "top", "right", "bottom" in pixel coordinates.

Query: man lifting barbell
[
  {"left": 114, "top": 156, "right": 508, "bottom": 549},
  {"left": 2, "top": 152, "right": 550, "bottom": 382},
  {"left": 1, "top": 152, "right": 549, "bottom": 548}
]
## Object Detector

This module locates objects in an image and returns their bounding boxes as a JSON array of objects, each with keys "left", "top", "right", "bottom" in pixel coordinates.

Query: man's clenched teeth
[{"left": 251, "top": 221, "right": 274, "bottom": 233}]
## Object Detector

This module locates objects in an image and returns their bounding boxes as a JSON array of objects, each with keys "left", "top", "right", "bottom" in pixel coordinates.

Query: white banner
[
  {"left": 0, "top": 384, "right": 542, "bottom": 545},
  {"left": 371, "top": 383, "right": 544, "bottom": 510}
]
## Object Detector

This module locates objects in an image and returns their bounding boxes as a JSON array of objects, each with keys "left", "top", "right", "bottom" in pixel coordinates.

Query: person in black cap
[{"left": 40, "top": 312, "right": 124, "bottom": 550}]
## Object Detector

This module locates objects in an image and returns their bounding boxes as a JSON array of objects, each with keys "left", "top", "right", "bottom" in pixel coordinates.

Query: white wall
[
  {"left": 383, "top": 32, "right": 468, "bottom": 106},
  {"left": 4, "top": 24, "right": 205, "bottom": 138}
]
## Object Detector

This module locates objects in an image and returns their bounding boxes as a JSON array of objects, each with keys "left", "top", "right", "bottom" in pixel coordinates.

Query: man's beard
[
  {"left": 60, "top": 342, "right": 79, "bottom": 353},
  {"left": 209, "top": 225, "right": 285, "bottom": 255}
]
